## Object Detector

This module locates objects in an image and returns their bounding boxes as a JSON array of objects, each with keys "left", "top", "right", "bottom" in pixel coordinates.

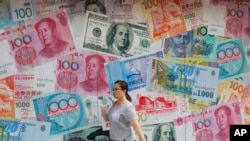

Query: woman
[{"left": 101, "top": 80, "right": 145, "bottom": 141}]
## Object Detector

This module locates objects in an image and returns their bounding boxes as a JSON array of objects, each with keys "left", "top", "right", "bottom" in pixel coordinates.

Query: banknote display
[
  {"left": 146, "top": 57, "right": 219, "bottom": 102},
  {"left": 0, "top": 117, "right": 51, "bottom": 141},
  {"left": 0, "top": 11, "right": 77, "bottom": 80},
  {"left": 82, "top": 11, "right": 163, "bottom": 57},
  {"left": 105, "top": 51, "right": 163, "bottom": 92}
]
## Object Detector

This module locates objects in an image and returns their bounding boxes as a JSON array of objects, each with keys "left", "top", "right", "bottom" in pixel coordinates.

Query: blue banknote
[
  {"left": 0, "top": 118, "right": 50, "bottom": 141},
  {"left": 105, "top": 51, "right": 163, "bottom": 92},
  {"left": 146, "top": 58, "right": 219, "bottom": 102},
  {"left": 32, "top": 92, "right": 88, "bottom": 136},
  {"left": 210, "top": 39, "right": 249, "bottom": 80},
  {"left": 0, "top": 0, "right": 34, "bottom": 29}
]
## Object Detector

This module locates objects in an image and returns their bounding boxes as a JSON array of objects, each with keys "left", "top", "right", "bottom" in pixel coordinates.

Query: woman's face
[
  {"left": 86, "top": 57, "right": 101, "bottom": 80},
  {"left": 87, "top": 3, "right": 101, "bottom": 13},
  {"left": 112, "top": 83, "right": 124, "bottom": 100}
]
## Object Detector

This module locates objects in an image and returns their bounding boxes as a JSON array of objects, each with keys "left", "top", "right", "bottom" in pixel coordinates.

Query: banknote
[
  {"left": 33, "top": 92, "right": 89, "bottom": 136},
  {"left": 0, "top": 11, "right": 77, "bottom": 79},
  {"left": 105, "top": 0, "right": 145, "bottom": 24},
  {"left": 55, "top": 50, "right": 119, "bottom": 96},
  {"left": 146, "top": 57, "right": 219, "bottom": 102},
  {"left": 0, "top": 0, "right": 34, "bottom": 29},
  {"left": 140, "top": 120, "right": 194, "bottom": 141},
  {"left": 33, "top": 0, "right": 88, "bottom": 48},
  {"left": 32, "top": 92, "right": 113, "bottom": 136},
  {"left": 105, "top": 50, "right": 163, "bottom": 92},
  {"left": 218, "top": 79, "right": 250, "bottom": 124},
  {"left": 63, "top": 126, "right": 110, "bottom": 141},
  {"left": 132, "top": 90, "right": 188, "bottom": 125},
  {"left": 204, "top": 1, "right": 250, "bottom": 40},
  {"left": 164, "top": 26, "right": 218, "bottom": 62},
  {"left": 175, "top": 100, "right": 243, "bottom": 141},
  {"left": 0, "top": 117, "right": 51, "bottom": 141},
  {"left": 189, "top": 78, "right": 232, "bottom": 112},
  {"left": 0, "top": 76, "right": 15, "bottom": 118},
  {"left": 208, "top": 39, "right": 249, "bottom": 80},
  {"left": 14, "top": 72, "right": 42, "bottom": 120},
  {"left": 82, "top": 11, "right": 163, "bottom": 57},
  {"left": 139, "top": 0, "right": 205, "bottom": 42}
]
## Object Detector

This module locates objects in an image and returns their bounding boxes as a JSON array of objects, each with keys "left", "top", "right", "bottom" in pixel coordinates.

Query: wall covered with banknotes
[{"left": 0, "top": 0, "right": 250, "bottom": 141}]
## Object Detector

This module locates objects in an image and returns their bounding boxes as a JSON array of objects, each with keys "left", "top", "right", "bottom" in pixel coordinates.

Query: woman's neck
[{"left": 116, "top": 98, "right": 127, "bottom": 106}]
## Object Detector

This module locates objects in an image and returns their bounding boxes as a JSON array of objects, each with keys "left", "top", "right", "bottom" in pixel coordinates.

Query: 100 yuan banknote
[
  {"left": 55, "top": 50, "right": 119, "bottom": 96},
  {"left": 0, "top": 0, "right": 35, "bottom": 29},
  {"left": 175, "top": 100, "right": 243, "bottom": 141},
  {"left": 146, "top": 57, "right": 219, "bottom": 102},
  {"left": 0, "top": 117, "right": 51, "bottom": 141},
  {"left": 105, "top": 50, "right": 163, "bottom": 92},
  {"left": 82, "top": 11, "right": 163, "bottom": 57},
  {"left": 205, "top": 1, "right": 250, "bottom": 40},
  {"left": 33, "top": 0, "right": 89, "bottom": 48},
  {"left": 0, "top": 11, "right": 77, "bottom": 79}
]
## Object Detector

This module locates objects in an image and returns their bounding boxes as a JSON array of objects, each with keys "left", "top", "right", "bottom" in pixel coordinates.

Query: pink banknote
[
  {"left": 55, "top": 50, "right": 119, "bottom": 96},
  {"left": 175, "top": 101, "right": 243, "bottom": 141},
  {"left": 206, "top": 1, "right": 250, "bottom": 40},
  {"left": 0, "top": 11, "right": 77, "bottom": 76}
]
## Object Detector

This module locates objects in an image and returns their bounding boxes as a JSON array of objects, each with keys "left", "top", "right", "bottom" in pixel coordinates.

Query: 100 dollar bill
[{"left": 82, "top": 11, "right": 163, "bottom": 57}]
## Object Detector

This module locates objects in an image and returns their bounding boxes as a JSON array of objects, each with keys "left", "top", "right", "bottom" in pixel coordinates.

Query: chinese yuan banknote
[
  {"left": 164, "top": 26, "right": 218, "bottom": 62},
  {"left": 209, "top": 39, "right": 249, "bottom": 80},
  {"left": 14, "top": 72, "right": 42, "bottom": 120},
  {"left": 33, "top": 0, "right": 88, "bottom": 48},
  {"left": 32, "top": 50, "right": 119, "bottom": 96},
  {"left": 82, "top": 11, "right": 163, "bottom": 57},
  {"left": 105, "top": 50, "right": 163, "bottom": 92},
  {"left": 205, "top": 1, "right": 250, "bottom": 40},
  {"left": 139, "top": 0, "right": 205, "bottom": 42},
  {"left": 0, "top": 0, "right": 34, "bottom": 29},
  {"left": 0, "top": 76, "right": 15, "bottom": 118},
  {"left": 0, "top": 117, "right": 51, "bottom": 141},
  {"left": 175, "top": 101, "right": 243, "bottom": 141},
  {"left": 32, "top": 92, "right": 89, "bottom": 136},
  {"left": 0, "top": 11, "right": 77, "bottom": 79},
  {"left": 146, "top": 57, "right": 219, "bottom": 102}
]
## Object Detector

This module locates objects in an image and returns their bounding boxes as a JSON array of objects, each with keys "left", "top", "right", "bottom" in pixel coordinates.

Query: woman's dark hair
[{"left": 114, "top": 80, "right": 132, "bottom": 102}]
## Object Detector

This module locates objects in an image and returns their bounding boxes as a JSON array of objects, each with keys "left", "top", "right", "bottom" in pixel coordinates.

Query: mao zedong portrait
[
  {"left": 106, "top": 23, "right": 133, "bottom": 57},
  {"left": 35, "top": 18, "right": 69, "bottom": 58},
  {"left": 153, "top": 122, "right": 176, "bottom": 141},
  {"left": 214, "top": 105, "right": 232, "bottom": 141},
  {"left": 79, "top": 54, "right": 109, "bottom": 94}
]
